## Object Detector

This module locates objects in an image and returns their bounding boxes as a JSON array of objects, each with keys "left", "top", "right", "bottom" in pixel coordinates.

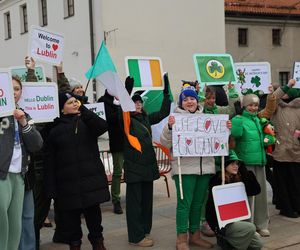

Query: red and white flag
[{"left": 212, "top": 182, "right": 251, "bottom": 228}]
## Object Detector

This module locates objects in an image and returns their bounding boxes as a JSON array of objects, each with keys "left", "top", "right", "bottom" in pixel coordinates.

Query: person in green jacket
[
  {"left": 123, "top": 77, "right": 171, "bottom": 247},
  {"left": 231, "top": 93, "right": 270, "bottom": 237}
]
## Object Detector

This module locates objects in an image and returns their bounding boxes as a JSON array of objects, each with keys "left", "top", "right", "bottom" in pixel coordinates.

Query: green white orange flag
[{"left": 126, "top": 57, "right": 164, "bottom": 90}]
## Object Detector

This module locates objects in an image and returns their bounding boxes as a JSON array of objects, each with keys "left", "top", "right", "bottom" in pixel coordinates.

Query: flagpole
[
  {"left": 221, "top": 156, "right": 225, "bottom": 185},
  {"left": 178, "top": 157, "right": 183, "bottom": 199}
]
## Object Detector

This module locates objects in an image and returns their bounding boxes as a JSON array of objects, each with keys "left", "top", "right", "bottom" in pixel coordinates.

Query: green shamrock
[
  {"left": 251, "top": 76, "right": 261, "bottom": 87},
  {"left": 209, "top": 62, "right": 222, "bottom": 75}
]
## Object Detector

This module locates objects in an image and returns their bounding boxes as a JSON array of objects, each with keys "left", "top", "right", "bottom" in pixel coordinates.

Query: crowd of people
[{"left": 0, "top": 56, "right": 300, "bottom": 250}]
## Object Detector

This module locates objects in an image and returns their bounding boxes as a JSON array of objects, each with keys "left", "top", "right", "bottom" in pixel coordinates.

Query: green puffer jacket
[
  {"left": 231, "top": 110, "right": 266, "bottom": 166},
  {"left": 123, "top": 95, "right": 171, "bottom": 183}
]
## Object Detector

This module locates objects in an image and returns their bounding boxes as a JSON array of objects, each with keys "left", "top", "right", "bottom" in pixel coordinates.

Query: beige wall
[
  {"left": 225, "top": 17, "right": 300, "bottom": 85},
  {"left": 101, "top": 0, "right": 226, "bottom": 97}
]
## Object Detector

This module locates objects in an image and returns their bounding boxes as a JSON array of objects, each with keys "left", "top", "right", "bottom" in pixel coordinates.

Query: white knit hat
[
  {"left": 69, "top": 78, "right": 82, "bottom": 92},
  {"left": 242, "top": 94, "right": 260, "bottom": 107}
]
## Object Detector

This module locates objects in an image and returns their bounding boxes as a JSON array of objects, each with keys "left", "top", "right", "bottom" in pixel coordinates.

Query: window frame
[
  {"left": 272, "top": 29, "right": 281, "bottom": 46},
  {"left": 64, "top": 0, "right": 75, "bottom": 19},
  {"left": 20, "top": 4, "right": 28, "bottom": 34},
  {"left": 238, "top": 28, "right": 248, "bottom": 47},
  {"left": 4, "top": 11, "right": 12, "bottom": 40},
  {"left": 279, "top": 71, "right": 289, "bottom": 86},
  {"left": 40, "top": 0, "right": 48, "bottom": 27}
]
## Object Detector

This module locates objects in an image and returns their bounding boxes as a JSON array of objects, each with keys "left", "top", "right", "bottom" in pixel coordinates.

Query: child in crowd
[{"left": 206, "top": 150, "right": 263, "bottom": 250}]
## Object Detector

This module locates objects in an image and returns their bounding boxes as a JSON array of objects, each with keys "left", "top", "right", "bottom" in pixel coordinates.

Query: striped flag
[
  {"left": 126, "top": 57, "right": 163, "bottom": 90},
  {"left": 212, "top": 182, "right": 251, "bottom": 228}
]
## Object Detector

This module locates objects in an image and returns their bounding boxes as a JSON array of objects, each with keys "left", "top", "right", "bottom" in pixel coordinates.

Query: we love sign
[
  {"left": 29, "top": 26, "right": 64, "bottom": 65},
  {"left": 172, "top": 114, "right": 229, "bottom": 157}
]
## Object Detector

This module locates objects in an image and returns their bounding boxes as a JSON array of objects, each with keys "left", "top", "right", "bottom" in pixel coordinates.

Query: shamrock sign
[{"left": 251, "top": 76, "right": 261, "bottom": 88}]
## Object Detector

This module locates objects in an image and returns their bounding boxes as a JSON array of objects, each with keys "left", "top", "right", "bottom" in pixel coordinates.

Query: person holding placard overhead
[
  {"left": 205, "top": 150, "right": 263, "bottom": 250},
  {"left": 0, "top": 76, "right": 43, "bottom": 250}
]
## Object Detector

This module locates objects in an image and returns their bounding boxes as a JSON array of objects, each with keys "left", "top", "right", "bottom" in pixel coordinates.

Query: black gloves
[
  {"left": 125, "top": 76, "right": 134, "bottom": 95},
  {"left": 163, "top": 73, "right": 170, "bottom": 96}
]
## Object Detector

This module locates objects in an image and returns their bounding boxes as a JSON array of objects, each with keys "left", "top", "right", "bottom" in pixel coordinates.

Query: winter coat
[
  {"left": 123, "top": 94, "right": 171, "bottom": 183},
  {"left": 206, "top": 165, "right": 261, "bottom": 233},
  {"left": 44, "top": 106, "right": 110, "bottom": 211},
  {"left": 98, "top": 91, "right": 123, "bottom": 153},
  {"left": 160, "top": 105, "right": 216, "bottom": 176},
  {"left": 271, "top": 87, "right": 300, "bottom": 162},
  {"left": 0, "top": 114, "right": 43, "bottom": 180},
  {"left": 231, "top": 110, "right": 266, "bottom": 166}
]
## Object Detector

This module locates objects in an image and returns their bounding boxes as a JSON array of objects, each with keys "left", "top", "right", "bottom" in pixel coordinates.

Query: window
[
  {"left": 39, "top": 0, "right": 48, "bottom": 26},
  {"left": 238, "top": 28, "right": 248, "bottom": 46},
  {"left": 64, "top": 0, "right": 74, "bottom": 18},
  {"left": 4, "top": 12, "right": 11, "bottom": 39},
  {"left": 20, "top": 4, "right": 28, "bottom": 33},
  {"left": 272, "top": 29, "right": 281, "bottom": 46},
  {"left": 279, "top": 72, "right": 289, "bottom": 85}
]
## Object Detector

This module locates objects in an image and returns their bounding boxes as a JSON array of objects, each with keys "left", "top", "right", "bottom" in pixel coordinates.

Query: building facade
[
  {"left": 225, "top": 0, "right": 300, "bottom": 85},
  {"left": 0, "top": 0, "right": 225, "bottom": 100}
]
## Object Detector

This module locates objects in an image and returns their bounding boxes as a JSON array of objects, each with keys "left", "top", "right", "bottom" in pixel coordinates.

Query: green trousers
[
  {"left": 225, "top": 221, "right": 263, "bottom": 250},
  {"left": 0, "top": 173, "right": 24, "bottom": 250},
  {"left": 111, "top": 151, "right": 124, "bottom": 204},
  {"left": 174, "top": 174, "right": 210, "bottom": 234}
]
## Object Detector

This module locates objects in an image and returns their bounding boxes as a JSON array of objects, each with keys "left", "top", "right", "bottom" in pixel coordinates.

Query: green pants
[
  {"left": 111, "top": 151, "right": 124, "bottom": 204},
  {"left": 0, "top": 173, "right": 24, "bottom": 250},
  {"left": 225, "top": 221, "right": 263, "bottom": 250},
  {"left": 174, "top": 174, "right": 210, "bottom": 234}
]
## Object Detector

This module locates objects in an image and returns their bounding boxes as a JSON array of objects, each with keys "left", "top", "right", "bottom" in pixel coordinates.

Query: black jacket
[
  {"left": 98, "top": 91, "right": 123, "bottom": 153},
  {"left": 44, "top": 106, "right": 110, "bottom": 210},
  {"left": 206, "top": 165, "right": 261, "bottom": 234}
]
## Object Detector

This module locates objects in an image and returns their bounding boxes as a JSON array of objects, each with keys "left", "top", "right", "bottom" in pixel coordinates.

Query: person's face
[
  {"left": 13, "top": 79, "right": 22, "bottom": 103},
  {"left": 73, "top": 86, "right": 84, "bottom": 96},
  {"left": 182, "top": 96, "right": 198, "bottom": 113},
  {"left": 62, "top": 97, "right": 80, "bottom": 114},
  {"left": 135, "top": 100, "right": 143, "bottom": 113},
  {"left": 226, "top": 161, "right": 239, "bottom": 175},
  {"left": 246, "top": 103, "right": 259, "bottom": 113},
  {"left": 204, "top": 95, "right": 216, "bottom": 108}
]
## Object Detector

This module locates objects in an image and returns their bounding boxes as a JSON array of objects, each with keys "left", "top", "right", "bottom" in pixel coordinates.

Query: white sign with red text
[
  {"left": 0, "top": 69, "right": 15, "bottom": 118},
  {"left": 18, "top": 83, "right": 59, "bottom": 123},
  {"left": 29, "top": 26, "right": 64, "bottom": 65}
]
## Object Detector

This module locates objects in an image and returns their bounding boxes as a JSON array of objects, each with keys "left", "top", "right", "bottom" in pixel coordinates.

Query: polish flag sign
[{"left": 212, "top": 182, "right": 251, "bottom": 228}]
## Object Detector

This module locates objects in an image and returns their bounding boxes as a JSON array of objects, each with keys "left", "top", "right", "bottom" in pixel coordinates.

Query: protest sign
[
  {"left": 292, "top": 62, "right": 300, "bottom": 88},
  {"left": 172, "top": 113, "right": 229, "bottom": 157},
  {"left": 29, "top": 25, "right": 64, "bottom": 65},
  {"left": 193, "top": 54, "right": 236, "bottom": 86},
  {"left": 18, "top": 83, "right": 59, "bottom": 123},
  {"left": 125, "top": 56, "right": 164, "bottom": 91},
  {"left": 212, "top": 182, "right": 251, "bottom": 228},
  {"left": 0, "top": 69, "right": 15, "bottom": 118},
  {"left": 235, "top": 62, "right": 271, "bottom": 94},
  {"left": 10, "top": 65, "right": 46, "bottom": 82},
  {"left": 84, "top": 103, "right": 106, "bottom": 120}
]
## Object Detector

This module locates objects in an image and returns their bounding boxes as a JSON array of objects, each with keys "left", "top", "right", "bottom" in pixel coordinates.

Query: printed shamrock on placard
[
  {"left": 251, "top": 76, "right": 261, "bottom": 88},
  {"left": 209, "top": 62, "right": 223, "bottom": 76}
]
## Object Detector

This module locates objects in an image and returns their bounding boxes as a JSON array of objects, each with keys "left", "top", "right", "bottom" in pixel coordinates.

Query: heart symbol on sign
[
  {"left": 52, "top": 44, "right": 59, "bottom": 51},
  {"left": 204, "top": 118, "right": 211, "bottom": 131},
  {"left": 186, "top": 138, "right": 192, "bottom": 146},
  {"left": 214, "top": 140, "right": 220, "bottom": 151}
]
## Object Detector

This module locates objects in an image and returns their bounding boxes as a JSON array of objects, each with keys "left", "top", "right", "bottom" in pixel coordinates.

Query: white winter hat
[
  {"left": 69, "top": 78, "right": 82, "bottom": 92},
  {"left": 242, "top": 94, "right": 260, "bottom": 107}
]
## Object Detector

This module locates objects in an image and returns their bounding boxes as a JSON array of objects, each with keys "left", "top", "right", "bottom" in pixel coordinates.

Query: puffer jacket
[{"left": 160, "top": 105, "right": 215, "bottom": 176}]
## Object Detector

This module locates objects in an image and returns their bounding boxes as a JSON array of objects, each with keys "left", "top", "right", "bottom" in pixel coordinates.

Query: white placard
[
  {"left": 10, "top": 65, "right": 46, "bottom": 82},
  {"left": 234, "top": 62, "right": 271, "bottom": 94},
  {"left": 84, "top": 103, "right": 106, "bottom": 120},
  {"left": 292, "top": 62, "right": 300, "bottom": 88},
  {"left": 0, "top": 69, "right": 15, "bottom": 118},
  {"left": 18, "top": 83, "right": 59, "bottom": 123},
  {"left": 29, "top": 25, "right": 64, "bottom": 65},
  {"left": 212, "top": 182, "right": 251, "bottom": 228},
  {"left": 172, "top": 113, "right": 229, "bottom": 157}
]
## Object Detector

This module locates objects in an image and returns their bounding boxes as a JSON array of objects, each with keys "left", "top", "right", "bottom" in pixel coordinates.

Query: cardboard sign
[
  {"left": 193, "top": 53, "right": 237, "bottom": 86},
  {"left": 0, "top": 69, "right": 15, "bottom": 118},
  {"left": 84, "top": 103, "right": 106, "bottom": 120},
  {"left": 125, "top": 56, "right": 164, "bottom": 91},
  {"left": 10, "top": 65, "right": 46, "bottom": 82},
  {"left": 292, "top": 62, "right": 300, "bottom": 88},
  {"left": 29, "top": 26, "right": 64, "bottom": 65},
  {"left": 235, "top": 62, "right": 271, "bottom": 94},
  {"left": 18, "top": 83, "right": 59, "bottom": 123},
  {"left": 172, "top": 113, "right": 229, "bottom": 157},
  {"left": 212, "top": 182, "right": 251, "bottom": 228}
]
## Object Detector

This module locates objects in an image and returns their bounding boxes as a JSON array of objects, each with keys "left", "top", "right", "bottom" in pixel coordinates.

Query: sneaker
[
  {"left": 113, "top": 202, "right": 123, "bottom": 214},
  {"left": 257, "top": 229, "right": 270, "bottom": 237},
  {"left": 129, "top": 237, "right": 153, "bottom": 247},
  {"left": 201, "top": 222, "right": 215, "bottom": 237},
  {"left": 145, "top": 234, "right": 153, "bottom": 240}
]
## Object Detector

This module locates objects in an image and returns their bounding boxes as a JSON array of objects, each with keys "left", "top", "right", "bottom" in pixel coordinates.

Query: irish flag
[
  {"left": 126, "top": 57, "right": 163, "bottom": 90},
  {"left": 212, "top": 182, "right": 251, "bottom": 228}
]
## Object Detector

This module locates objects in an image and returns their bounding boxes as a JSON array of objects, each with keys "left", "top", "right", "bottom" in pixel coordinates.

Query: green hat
[
  {"left": 286, "top": 88, "right": 300, "bottom": 99},
  {"left": 225, "top": 150, "right": 242, "bottom": 167}
]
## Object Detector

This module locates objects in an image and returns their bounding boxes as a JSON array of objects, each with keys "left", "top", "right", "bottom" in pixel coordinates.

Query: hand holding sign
[
  {"left": 25, "top": 56, "right": 36, "bottom": 70},
  {"left": 13, "top": 109, "right": 27, "bottom": 126}
]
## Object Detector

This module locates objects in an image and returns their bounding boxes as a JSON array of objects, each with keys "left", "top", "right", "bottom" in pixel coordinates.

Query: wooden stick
[
  {"left": 178, "top": 157, "right": 183, "bottom": 199},
  {"left": 221, "top": 156, "right": 225, "bottom": 185}
]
